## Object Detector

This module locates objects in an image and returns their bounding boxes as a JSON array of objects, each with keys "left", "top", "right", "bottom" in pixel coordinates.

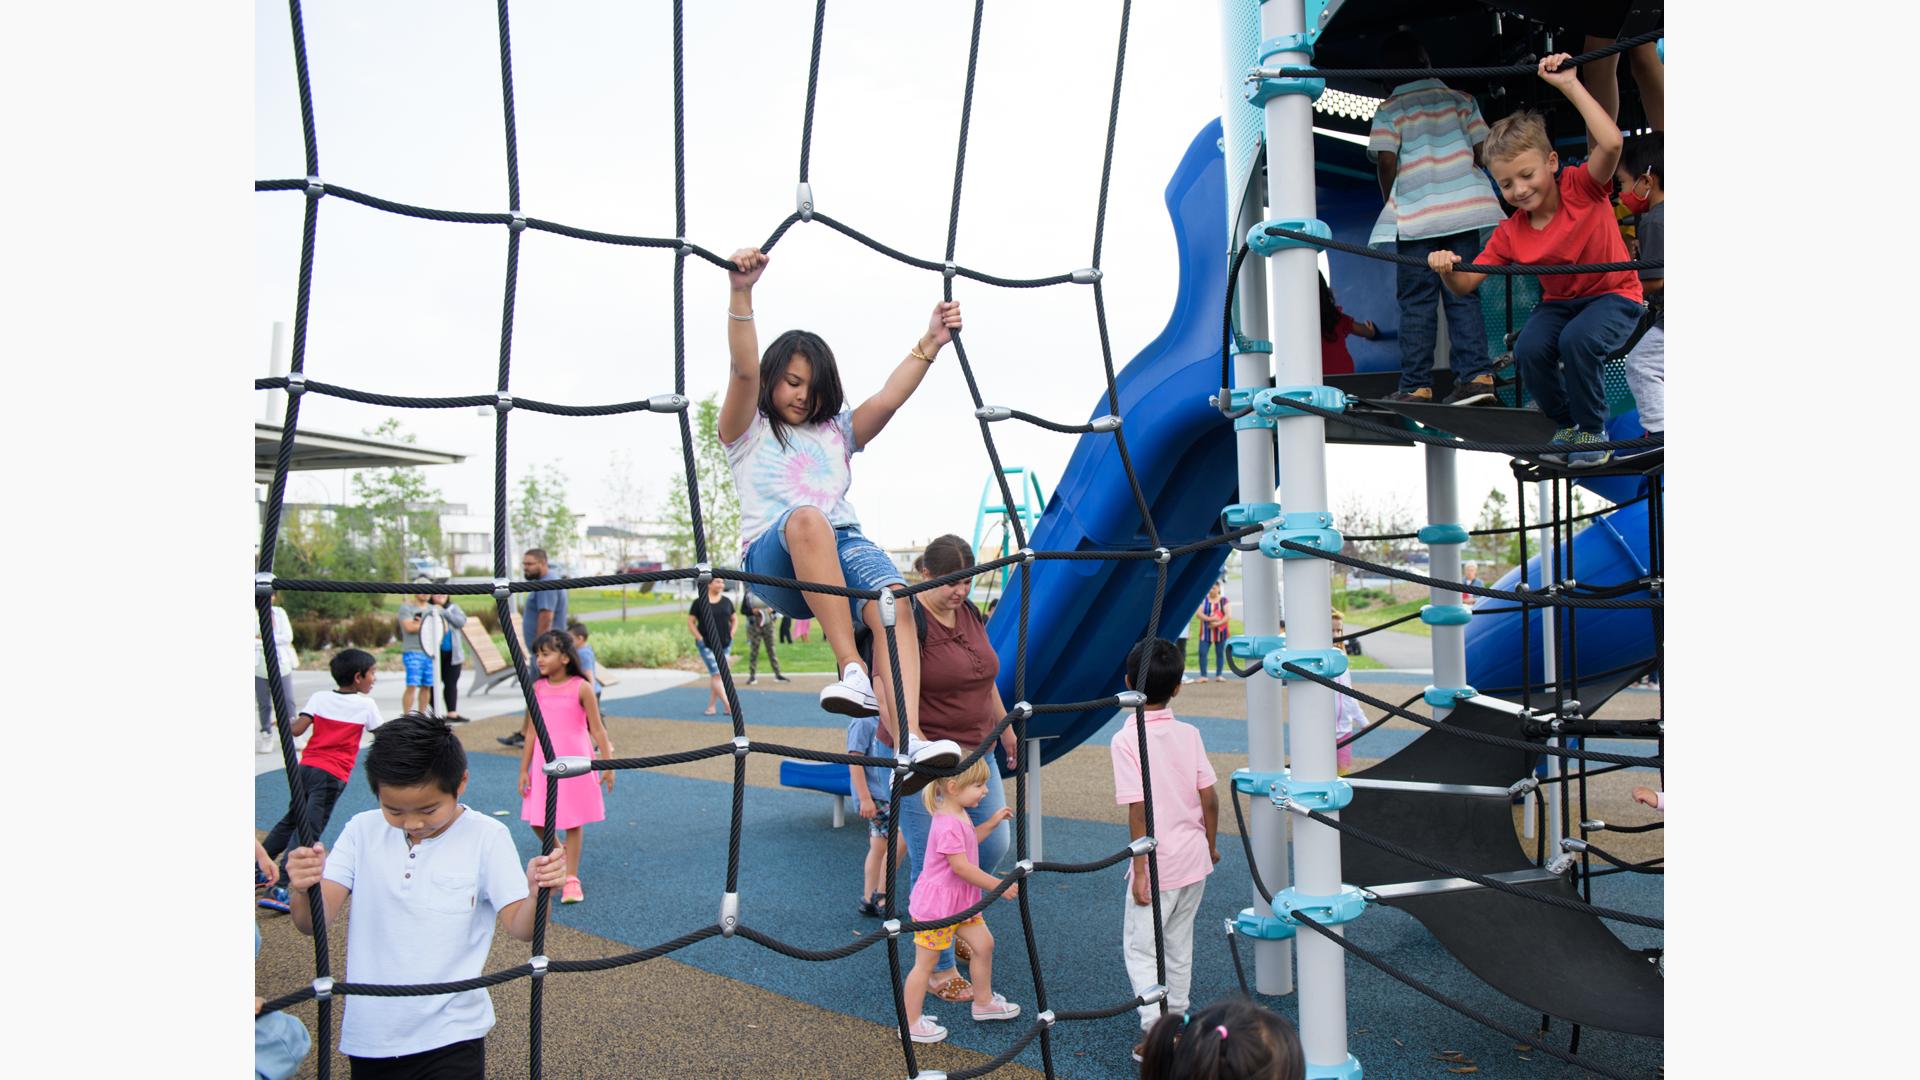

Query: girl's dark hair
[
  {"left": 364, "top": 712, "right": 467, "bottom": 796},
  {"left": 1124, "top": 637, "right": 1185, "bottom": 707},
  {"left": 1379, "top": 30, "right": 1431, "bottom": 72},
  {"left": 759, "top": 329, "right": 846, "bottom": 448},
  {"left": 1139, "top": 998, "right": 1306, "bottom": 1080},
  {"left": 915, "top": 534, "right": 976, "bottom": 579},
  {"left": 1318, "top": 273, "right": 1341, "bottom": 341},
  {"left": 1620, "top": 130, "right": 1663, "bottom": 186},
  {"left": 530, "top": 629, "right": 584, "bottom": 679}
]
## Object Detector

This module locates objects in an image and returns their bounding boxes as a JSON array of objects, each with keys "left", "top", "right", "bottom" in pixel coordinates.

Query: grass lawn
[{"left": 1341, "top": 597, "right": 1432, "bottom": 638}]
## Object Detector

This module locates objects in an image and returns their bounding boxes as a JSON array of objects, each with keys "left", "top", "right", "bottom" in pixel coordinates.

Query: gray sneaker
[{"left": 1566, "top": 430, "right": 1613, "bottom": 468}]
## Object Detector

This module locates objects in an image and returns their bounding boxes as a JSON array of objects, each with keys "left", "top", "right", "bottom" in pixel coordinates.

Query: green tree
[
  {"left": 338, "top": 418, "right": 444, "bottom": 583},
  {"left": 511, "top": 463, "right": 579, "bottom": 562},
  {"left": 276, "top": 509, "right": 380, "bottom": 619},
  {"left": 601, "top": 451, "right": 653, "bottom": 616},
  {"left": 662, "top": 394, "right": 740, "bottom": 567},
  {"left": 1468, "top": 487, "right": 1523, "bottom": 568}
]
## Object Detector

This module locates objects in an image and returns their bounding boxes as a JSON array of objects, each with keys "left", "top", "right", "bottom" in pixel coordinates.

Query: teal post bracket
[
  {"left": 1222, "top": 502, "right": 1282, "bottom": 529},
  {"left": 1227, "top": 635, "right": 1286, "bottom": 663},
  {"left": 1231, "top": 767, "right": 1287, "bottom": 797},
  {"left": 1265, "top": 647, "right": 1348, "bottom": 681},
  {"left": 1306, "top": 1055, "right": 1363, "bottom": 1080},
  {"left": 1254, "top": 384, "right": 1348, "bottom": 418},
  {"left": 1231, "top": 330, "right": 1273, "bottom": 356},
  {"left": 1259, "top": 511, "right": 1342, "bottom": 560},
  {"left": 1235, "top": 906, "right": 1297, "bottom": 941},
  {"left": 1423, "top": 684, "right": 1478, "bottom": 708},
  {"left": 1416, "top": 522, "right": 1468, "bottom": 545},
  {"left": 1248, "top": 217, "right": 1330, "bottom": 258},
  {"left": 1268, "top": 771, "right": 1353, "bottom": 813},
  {"left": 1273, "top": 884, "right": 1368, "bottom": 928},
  {"left": 1419, "top": 604, "right": 1472, "bottom": 626}
]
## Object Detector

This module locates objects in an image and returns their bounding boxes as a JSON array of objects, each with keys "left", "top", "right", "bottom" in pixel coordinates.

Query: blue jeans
[
  {"left": 1515, "top": 293, "right": 1645, "bottom": 434},
  {"left": 896, "top": 763, "right": 1011, "bottom": 976},
  {"left": 1395, "top": 231, "right": 1493, "bottom": 392},
  {"left": 1196, "top": 637, "right": 1225, "bottom": 678},
  {"left": 742, "top": 508, "right": 903, "bottom": 626}
]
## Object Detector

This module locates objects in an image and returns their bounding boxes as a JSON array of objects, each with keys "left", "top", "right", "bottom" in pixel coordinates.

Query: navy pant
[
  {"left": 262, "top": 764, "right": 347, "bottom": 862},
  {"left": 1395, "top": 231, "right": 1493, "bottom": 392},
  {"left": 1515, "top": 293, "right": 1645, "bottom": 434}
]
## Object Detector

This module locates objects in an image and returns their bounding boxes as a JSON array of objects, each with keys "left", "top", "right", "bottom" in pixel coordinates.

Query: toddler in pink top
[
  {"left": 1110, "top": 638, "right": 1220, "bottom": 1056},
  {"left": 901, "top": 757, "right": 1023, "bottom": 1045}
]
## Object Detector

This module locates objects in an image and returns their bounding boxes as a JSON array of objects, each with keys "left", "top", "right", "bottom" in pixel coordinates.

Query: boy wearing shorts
[{"left": 849, "top": 710, "right": 905, "bottom": 916}]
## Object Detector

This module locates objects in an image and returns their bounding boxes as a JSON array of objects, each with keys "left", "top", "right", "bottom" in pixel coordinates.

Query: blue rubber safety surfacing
[{"left": 259, "top": 753, "right": 1662, "bottom": 1078}]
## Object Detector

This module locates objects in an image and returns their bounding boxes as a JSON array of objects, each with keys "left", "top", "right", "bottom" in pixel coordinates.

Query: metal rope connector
[
  {"left": 492, "top": 577, "right": 512, "bottom": 600},
  {"left": 304, "top": 176, "right": 325, "bottom": 197},
  {"left": 1547, "top": 851, "right": 1578, "bottom": 875},
  {"left": 877, "top": 588, "right": 897, "bottom": 627},
  {"left": 696, "top": 562, "right": 713, "bottom": 586},
  {"left": 974, "top": 405, "right": 1011, "bottom": 422},
  {"left": 1116, "top": 690, "right": 1147, "bottom": 709},
  {"left": 732, "top": 735, "right": 750, "bottom": 757},
  {"left": 676, "top": 237, "right": 691, "bottom": 257},
  {"left": 1506, "top": 776, "right": 1540, "bottom": 799},
  {"left": 796, "top": 182, "right": 814, "bottom": 221},
  {"left": 1581, "top": 819, "right": 1607, "bottom": 832},
  {"left": 1559, "top": 837, "right": 1589, "bottom": 853},
  {"left": 883, "top": 917, "right": 902, "bottom": 939},
  {"left": 543, "top": 756, "right": 594, "bottom": 778},
  {"left": 495, "top": 392, "right": 514, "bottom": 413},
  {"left": 1128, "top": 835, "right": 1157, "bottom": 857},
  {"left": 894, "top": 753, "right": 912, "bottom": 775},
  {"left": 1153, "top": 547, "right": 1171, "bottom": 564},
  {"left": 255, "top": 571, "right": 277, "bottom": 597},
  {"left": 1036, "top": 1009, "right": 1056, "bottom": 1028},
  {"left": 1019, "top": 547, "right": 1035, "bottom": 565},
  {"left": 1013, "top": 858, "right": 1034, "bottom": 877},
  {"left": 1089, "top": 414, "right": 1122, "bottom": 432},
  {"left": 1223, "top": 916, "right": 1237, "bottom": 936},
  {"left": 1140, "top": 983, "right": 1168, "bottom": 1005},
  {"left": 530, "top": 954, "right": 549, "bottom": 979},
  {"left": 508, "top": 212, "right": 527, "bottom": 233},
  {"left": 943, "top": 261, "right": 958, "bottom": 280},
  {"left": 719, "top": 891, "right": 739, "bottom": 938},
  {"left": 648, "top": 393, "right": 689, "bottom": 413},
  {"left": 1071, "top": 267, "right": 1102, "bottom": 284},
  {"left": 312, "top": 975, "right": 334, "bottom": 1002},
  {"left": 1010, "top": 701, "right": 1033, "bottom": 720},
  {"left": 913, "top": 1071, "right": 948, "bottom": 1080},
  {"left": 284, "top": 371, "right": 307, "bottom": 395}
]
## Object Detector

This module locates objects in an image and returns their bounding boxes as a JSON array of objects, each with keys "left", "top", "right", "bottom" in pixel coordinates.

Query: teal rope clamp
[
  {"left": 1268, "top": 770, "right": 1353, "bottom": 814},
  {"left": 1247, "top": 217, "right": 1329, "bottom": 258},
  {"left": 1417, "top": 522, "right": 1468, "bottom": 545},
  {"left": 1419, "top": 604, "right": 1472, "bottom": 626},
  {"left": 1306, "top": 1054, "right": 1363, "bottom": 1080},
  {"left": 1222, "top": 502, "right": 1281, "bottom": 529},
  {"left": 1231, "top": 330, "right": 1273, "bottom": 356},
  {"left": 1235, "top": 907, "right": 1297, "bottom": 941},
  {"left": 1231, "top": 767, "right": 1287, "bottom": 797},
  {"left": 1253, "top": 385, "right": 1348, "bottom": 418},
  {"left": 1265, "top": 646, "right": 1348, "bottom": 681},
  {"left": 1259, "top": 510, "right": 1342, "bottom": 560},
  {"left": 1423, "top": 684, "right": 1478, "bottom": 708},
  {"left": 1226, "top": 634, "right": 1286, "bottom": 663},
  {"left": 1274, "top": 884, "right": 1368, "bottom": 928}
]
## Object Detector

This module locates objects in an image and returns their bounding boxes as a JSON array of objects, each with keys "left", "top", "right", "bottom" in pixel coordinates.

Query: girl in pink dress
[
  {"left": 900, "top": 757, "right": 1022, "bottom": 1045},
  {"left": 517, "top": 630, "right": 614, "bottom": 904}
]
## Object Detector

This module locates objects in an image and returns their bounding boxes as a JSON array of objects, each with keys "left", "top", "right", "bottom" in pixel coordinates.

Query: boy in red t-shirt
[
  {"left": 259, "top": 648, "right": 382, "bottom": 911},
  {"left": 1428, "top": 53, "right": 1647, "bottom": 468}
]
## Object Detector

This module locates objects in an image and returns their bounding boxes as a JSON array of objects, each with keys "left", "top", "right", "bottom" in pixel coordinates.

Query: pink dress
[
  {"left": 520, "top": 675, "right": 604, "bottom": 830},
  {"left": 909, "top": 813, "right": 981, "bottom": 922}
]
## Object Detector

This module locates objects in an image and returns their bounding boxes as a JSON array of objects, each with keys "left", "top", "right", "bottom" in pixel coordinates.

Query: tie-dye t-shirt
[{"left": 724, "top": 408, "right": 863, "bottom": 556}]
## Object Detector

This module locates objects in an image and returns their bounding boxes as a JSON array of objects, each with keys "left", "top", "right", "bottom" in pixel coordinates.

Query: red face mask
[{"left": 1620, "top": 175, "right": 1653, "bottom": 215}]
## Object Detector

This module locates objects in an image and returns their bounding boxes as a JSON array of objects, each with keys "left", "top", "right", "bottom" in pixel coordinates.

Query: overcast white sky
[{"left": 256, "top": 0, "right": 1527, "bottom": 555}]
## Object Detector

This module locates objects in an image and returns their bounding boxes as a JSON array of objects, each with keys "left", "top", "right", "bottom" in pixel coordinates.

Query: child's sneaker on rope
[
  {"left": 908, "top": 1017, "right": 949, "bottom": 1044},
  {"left": 561, "top": 876, "right": 584, "bottom": 904},
  {"left": 1441, "top": 374, "right": 1497, "bottom": 405},
  {"left": 1537, "top": 426, "right": 1578, "bottom": 464},
  {"left": 1382, "top": 386, "right": 1432, "bottom": 403},
  {"left": 820, "top": 662, "right": 879, "bottom": 718},
  {"left": 257, "top": 887, "right": 290, "bottom": 914},
  {"left": 895, "top": 736, "right": 963, "bottom": 797},
  {"left": 1566, "top": 431, "right": 1613, "bottom": 469},
  {"left": 970, "top": 993, "right": 1021, "bottom": 1022}
]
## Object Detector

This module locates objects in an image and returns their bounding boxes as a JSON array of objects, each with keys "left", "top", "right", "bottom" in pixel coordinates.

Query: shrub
[
  {"left": 292, "top": 618, "right": 334, "bottom": 652},
  {"left": 347, "top": 611, "right": 394, "bottom": 649},
  {"left": 1343, "top": 587, "right": 1389, "bottom": 610},
  {"left": 591, "top": 626, "right": 691, "bottom": 669},
  {"left": 474, "top": 605, "right": 500, "bottom": 634}
]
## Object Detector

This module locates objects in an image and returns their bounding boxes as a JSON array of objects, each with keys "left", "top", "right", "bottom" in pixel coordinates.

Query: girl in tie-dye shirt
[{"left": 715, "top": 246, "right": 962, "bottom": 790}]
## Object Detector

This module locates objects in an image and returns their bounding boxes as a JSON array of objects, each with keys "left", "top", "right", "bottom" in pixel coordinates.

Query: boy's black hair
[
  {"left": 1379, "top": 30, "right": 1431, "bottom": 72},
  {"left": 1124, "top": 638, "right": 1184, "bottom": 707},
  {"left": 329, "top": 648, "right": 377, "bottom": 689},
  {"left": 567, "top": 621, "right": 589, "bottom": 640},
  {"left": 1138, "top": 997, "right": 1305, "bottom": 1080},
  {"left": 1317, "top": 272, "right": 1341, "bottom": 341},
  {"left": 364, "top": 712, "right": 467, "bottom": 796},
  {"left": 1619, "top": 130, "right": 1663, "bottom": 186},
  {"left": 758, "top": 329, "right": 847, "bottom": 449},
  {"left": 531, "top": 629, "right": 585, "bottom": 679}
]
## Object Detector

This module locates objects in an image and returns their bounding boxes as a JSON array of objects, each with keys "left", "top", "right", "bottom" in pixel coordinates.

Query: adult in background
[
  {"left": 1460, "top": 562, "right": 1482, "bottom": 606},
  {"left": 499, "top": 549, "right": 570, "bottom": 749},
  {"left": 394, "top": 588, "right": 435, "bottom": 716},
  {"left": 741, "top": 590, "right": 790, "bottom": 686},
  {"left": 869, "top": 534, "right": 1017, "bottom": 1006},
  {"left": 687, "top": 577, "right": 738, "bottom": 716},
  {"left": 429, "top": 592, "right": 471, "bottom": 721},
  {"left": 255, "top": 592, "right": 297, "bottom": 754}
]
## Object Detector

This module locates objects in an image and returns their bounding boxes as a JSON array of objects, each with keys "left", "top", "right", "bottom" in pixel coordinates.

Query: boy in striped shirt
[{"left": 1367, "top": 32, "right": 1506, "bottom": 406}]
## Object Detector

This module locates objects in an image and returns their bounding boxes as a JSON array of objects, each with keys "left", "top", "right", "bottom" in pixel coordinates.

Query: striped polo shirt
[{"left": 1367, "top": 79, "right": 1505, "bottom": 245}]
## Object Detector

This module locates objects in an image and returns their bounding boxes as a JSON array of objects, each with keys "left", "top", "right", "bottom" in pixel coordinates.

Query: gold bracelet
[{"left": 910, "top": 345, "right": 935, "bottom": 363}]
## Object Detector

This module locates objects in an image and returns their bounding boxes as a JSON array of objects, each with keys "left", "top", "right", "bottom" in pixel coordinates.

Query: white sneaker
[
  {"left": 895, "top": 736, "right": 964, "bottom": 797},
  {"left": 819, "top": 662, "right": 880, "bottom": 718},
  {"left": 971, "top": 993, "right": 1021, "bottom": 1022},
  {"left": 257, "top": 730, "right": 276, "bottom": 754},
  {"left": 908, "top": 1016, "right": 949, "bottom": 1044}
]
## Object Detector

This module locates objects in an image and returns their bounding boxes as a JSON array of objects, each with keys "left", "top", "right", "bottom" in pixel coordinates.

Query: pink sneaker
[{"left": 560, "top": 876, "right": 584, "bottom": 904}]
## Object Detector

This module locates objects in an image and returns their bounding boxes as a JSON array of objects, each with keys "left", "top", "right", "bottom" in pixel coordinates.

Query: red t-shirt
[
  {"left": 1474, "top": 166, "right": 1643, "bottom": 304},
  {"left": 298, "top": 688, "right": 383, "bottom": 782},
  {"left": 1321, "top": 312, "right": 1356, "bottom": 375}
]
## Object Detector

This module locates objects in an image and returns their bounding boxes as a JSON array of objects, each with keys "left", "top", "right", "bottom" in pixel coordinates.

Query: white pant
[
  {"left": 1625, "top": 323, "right": 1663, "bottom": 433},
  {"left": 1122, "top": 878, "right": 1207, "bottom": 1030}
]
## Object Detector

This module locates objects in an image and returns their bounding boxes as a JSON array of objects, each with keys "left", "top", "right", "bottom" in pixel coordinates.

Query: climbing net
[{"left": 254, "top": 2, "right": 1664, "bottom": 1077}]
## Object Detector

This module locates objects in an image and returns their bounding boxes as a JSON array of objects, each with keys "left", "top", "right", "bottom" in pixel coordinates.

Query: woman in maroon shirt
[{"left": 872, "top": 534, "right": 1017, "bottom": 1003}]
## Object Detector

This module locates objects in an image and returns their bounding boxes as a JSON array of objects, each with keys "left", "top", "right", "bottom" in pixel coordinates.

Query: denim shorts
[
  {"left": 742, "top": 509, "right": 904, "bottom": 625},
  {"left": 695, "top": 640, "right": 727, "bottom": 675},
  {"left": 402, "top": 651, "right": 434, "bottom": 687}
]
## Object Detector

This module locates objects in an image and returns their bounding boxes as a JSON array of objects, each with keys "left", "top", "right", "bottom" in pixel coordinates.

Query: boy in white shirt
[{"left": 286, "top": 713, "right": 566, "bottom": 1077}]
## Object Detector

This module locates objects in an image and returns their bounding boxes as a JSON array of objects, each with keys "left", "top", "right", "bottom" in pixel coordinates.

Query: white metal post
[
  {"left": 1536, "top": 479, "right": 1562, "bottom": 849},
  {"left": 1024, "top": 737, "right": 1045, "bottom": 861},
  {"left": 1425, "top": 446, "right": 1466, "bottom": 719},
  {"left": 1261, "top": 0, "right": 1347, "bottom": 1067},
  {"left": 264, "top": 320, "right": 289, "bottom": 423},
  {"left": 1232, "top": 177, "right": 1295, "bottom": 996}
]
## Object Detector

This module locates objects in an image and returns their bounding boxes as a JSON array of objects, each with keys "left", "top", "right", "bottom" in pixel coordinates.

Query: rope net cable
[{"left": 256, "top": 4, "right": 1663, "bottom": 1076}]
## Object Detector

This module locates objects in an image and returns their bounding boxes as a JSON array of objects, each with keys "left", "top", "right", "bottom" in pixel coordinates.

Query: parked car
[
  {"left": 406, "top": 555, "right": 452, "bottom": 582},
  {"left": 620, "top": 558, "right": 664, "bottom": 575}
]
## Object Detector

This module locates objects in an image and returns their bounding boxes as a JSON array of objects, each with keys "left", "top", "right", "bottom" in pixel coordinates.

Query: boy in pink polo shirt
[{"left": 1110, "top": 637, "right": 1220, "bottom": 1057}]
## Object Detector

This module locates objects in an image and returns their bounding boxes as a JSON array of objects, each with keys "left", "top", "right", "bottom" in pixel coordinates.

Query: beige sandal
[{"left": 931, "top": 974, "right": 974, "bottom": 1003}]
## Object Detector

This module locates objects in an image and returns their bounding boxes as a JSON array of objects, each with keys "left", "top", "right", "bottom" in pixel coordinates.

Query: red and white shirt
[{"left": 298, "top": 689, "right": 383, "bottom": 782}]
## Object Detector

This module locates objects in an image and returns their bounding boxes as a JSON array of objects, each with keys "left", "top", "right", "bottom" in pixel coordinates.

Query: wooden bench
[
  {"left": 463, "top": 621, "right": 521, "bottom": 696},
  {"left": 777, "top": 760, "right": 853, "bottom": 828}
]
